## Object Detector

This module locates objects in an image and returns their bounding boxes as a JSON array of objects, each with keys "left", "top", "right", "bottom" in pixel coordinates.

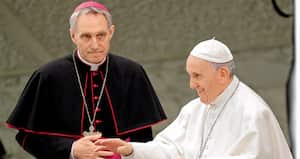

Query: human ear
[
  {"left": 218, "top": 67, "right": 230, "bottom": 83},
  {"left": 108, "top": 25, "right": 115, "bottom": 40},
  {"left": 69, "top": 29, "right": 77, "bottom": 44}
]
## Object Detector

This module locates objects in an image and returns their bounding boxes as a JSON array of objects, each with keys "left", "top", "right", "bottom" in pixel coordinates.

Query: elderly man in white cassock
[{"left": 98, "top": 38, "right": 293, "bottom": 159}]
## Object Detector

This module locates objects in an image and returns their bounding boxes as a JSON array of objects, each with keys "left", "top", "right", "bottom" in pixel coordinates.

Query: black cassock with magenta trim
[{"left": 7, "top": 52, "right": 166, "bottom": 158}]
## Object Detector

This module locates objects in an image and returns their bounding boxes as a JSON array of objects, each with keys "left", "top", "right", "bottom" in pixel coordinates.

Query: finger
[
  {"left": 95, "top": 150, "right": 114, "bottom": 157},
  {"left": 94, "top": 139, "right": 102, "bottom": 145},
  {"left": 94, "top": 145, "right": 109, "bottom": 151},
  {"left": 82, "top": 134, "right": 102, "bottom": 142},
  {"left": 100, "top": 138, "right": 124, "bottom": 146}
]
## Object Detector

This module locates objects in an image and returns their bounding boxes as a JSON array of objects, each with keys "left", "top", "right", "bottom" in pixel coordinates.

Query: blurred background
[{"left": 0, "top": 0, "right": 293, "bottom": 158}]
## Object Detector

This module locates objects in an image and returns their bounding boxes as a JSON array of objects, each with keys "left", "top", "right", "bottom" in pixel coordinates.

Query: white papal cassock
[{"left": 124, "top": 76, "right": 293, "bottom": 159}]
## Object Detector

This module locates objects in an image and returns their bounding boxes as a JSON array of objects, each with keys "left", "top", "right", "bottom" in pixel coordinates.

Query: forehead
[
  {"left": 186, "top": 55, "right": 213, "bottom": 73},
  {"left": 76, "top": 13, "right": 109, "bottom": 32}
]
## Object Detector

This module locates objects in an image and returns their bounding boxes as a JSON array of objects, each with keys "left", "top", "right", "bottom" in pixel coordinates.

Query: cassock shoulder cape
[{"left": 7, "top": 53, "right": 166, "bottom": 139}]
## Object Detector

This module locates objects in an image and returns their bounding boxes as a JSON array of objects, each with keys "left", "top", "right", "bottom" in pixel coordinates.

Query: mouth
[{"left": 88, "top": 51, "right": 103, "bottom": 54}]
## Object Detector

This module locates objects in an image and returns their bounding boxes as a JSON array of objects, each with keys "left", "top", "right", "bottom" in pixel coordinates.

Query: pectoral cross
[{"left": 83, "top": 125, "right": 101, "bottom": 136}]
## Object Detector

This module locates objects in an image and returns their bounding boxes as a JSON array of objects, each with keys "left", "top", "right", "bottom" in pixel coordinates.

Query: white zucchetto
[{"left": 190, "top": 38, "right": 233, "bottom": 63}]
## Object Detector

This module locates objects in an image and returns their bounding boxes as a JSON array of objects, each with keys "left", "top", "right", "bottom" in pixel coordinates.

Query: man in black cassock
[{"left": 6, "top": 1, "right": 166, "bottom": 159}]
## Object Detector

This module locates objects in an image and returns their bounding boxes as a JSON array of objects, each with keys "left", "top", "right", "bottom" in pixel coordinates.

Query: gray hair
[
  {"left": 69, "top": 7, "right": 112, "bottom": 30},
  {"left": 210, "top": 60, "right": 235, "bottom": 76}
]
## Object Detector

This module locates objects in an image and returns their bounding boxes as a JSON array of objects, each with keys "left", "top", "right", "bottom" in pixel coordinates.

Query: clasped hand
[{"left": 72, "top": 134, "right": 133, "bottom": 159}]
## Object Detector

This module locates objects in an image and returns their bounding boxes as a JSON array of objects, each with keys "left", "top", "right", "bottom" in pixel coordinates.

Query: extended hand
[{"left": 96, "top": 138, "right": 133, "bottom": 156}]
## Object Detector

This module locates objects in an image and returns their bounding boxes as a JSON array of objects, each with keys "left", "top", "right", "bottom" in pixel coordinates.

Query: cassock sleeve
[
  {"left": 124, "top": 106, "right": 293, "bottom": 159},
  {"left": 16, "top": 131, "right": 74, "bottom": 159},
  {"left": 124, "top": 107, "right": 189, "bottom": 159}
]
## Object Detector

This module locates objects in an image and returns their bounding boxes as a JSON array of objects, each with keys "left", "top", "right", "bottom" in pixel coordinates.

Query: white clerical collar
[
  {"left": 210, "top": 75, "right": 239, "bottom": 107},
  {"left": 77, "top": 51, "right": 106, "bottom": 71}
]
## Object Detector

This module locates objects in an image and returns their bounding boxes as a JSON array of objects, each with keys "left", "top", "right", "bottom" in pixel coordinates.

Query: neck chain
[
  {"left": 72, "top": 53, "right": 109, "bottom": 135},
  {"left": 198, "top": 81, "right": 240, "bottom": 158}
]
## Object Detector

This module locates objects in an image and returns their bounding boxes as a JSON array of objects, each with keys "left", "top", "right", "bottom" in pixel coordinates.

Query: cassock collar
[
  {"left": 210, "top": 75, "right": 239, "bottom": 107},
  {"left": 77, "top": 50, "right": 106, "bottom": 71}
]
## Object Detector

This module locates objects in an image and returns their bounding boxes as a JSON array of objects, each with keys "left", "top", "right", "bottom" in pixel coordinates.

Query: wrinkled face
[
  {"left": 70, "top": 12, "right": 115, "bottom": 64},
  {"left": 186, "top": 55, "right": 222, "bottom": 104}
]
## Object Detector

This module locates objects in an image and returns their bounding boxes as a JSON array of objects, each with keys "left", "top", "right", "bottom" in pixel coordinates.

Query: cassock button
[
  {"left": 94, "top": 96, "right": 99, "bottom": 100},
  {"left": 92, "top": 72, "right": 98, "bottom": 76},
  {"left": 95, "top": 120, "right": 102, "bottom": 124},
  {"left": 95, "top": 107, "right": 101, "bottom": 112},
  {"left": 93, "top": 84, "right": 99, "bottom": 88}
]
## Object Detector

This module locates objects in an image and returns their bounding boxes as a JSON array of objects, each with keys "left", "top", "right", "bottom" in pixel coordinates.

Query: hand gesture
[
  {"left": 73, "top": 134, "right": 114, "bottom": 159},
  {"left": 96, "top": 138, "right": 133, "bottom": 156}
]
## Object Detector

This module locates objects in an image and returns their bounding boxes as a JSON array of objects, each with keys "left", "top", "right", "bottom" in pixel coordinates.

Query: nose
[{"left": 90, "top": 37, "right": 100, "bottom": 49}]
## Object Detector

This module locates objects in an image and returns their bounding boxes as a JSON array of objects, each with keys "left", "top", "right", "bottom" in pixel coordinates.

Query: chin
[
  {"left": 91, "top": 56, "right": 105, "bottom": 63},
  {"left": 198, "top": 94, "right": 210, "bottom": 104},
  {"left": 199, "top": 98, "right": 209, "bottom": 104}
]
